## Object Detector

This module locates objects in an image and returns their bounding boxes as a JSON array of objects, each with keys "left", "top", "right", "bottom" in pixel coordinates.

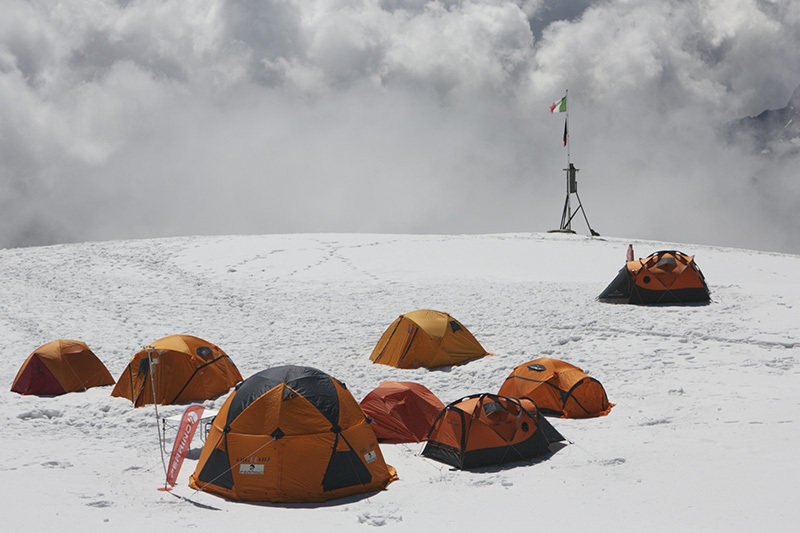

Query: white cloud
[
  {"left": 0, "top": 0, "right": 798, "bottom": 252},
  {"left": 381, "top": 2, "right": 533, "bottom": 97}
]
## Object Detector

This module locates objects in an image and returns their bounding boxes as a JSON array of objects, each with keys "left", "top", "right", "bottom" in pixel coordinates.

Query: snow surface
[{"left": 1, "top": 232, "right": 798, "bottom": 531}]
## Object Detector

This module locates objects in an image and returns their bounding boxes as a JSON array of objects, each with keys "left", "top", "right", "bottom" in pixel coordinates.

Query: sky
[{"left": 1, "top": 0, "right": 799, "bottom": 253}]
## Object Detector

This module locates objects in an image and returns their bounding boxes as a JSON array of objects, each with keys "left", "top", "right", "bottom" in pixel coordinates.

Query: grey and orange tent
[
  {"left": 359, "top": 381, "right": 444, "bottom": 443},
  {"left": 498, "top": 357, "right": 613, "bottom": 418},
  {"left": 189, "top": 365, "right": 397, "bottom": 503},
  {"left": 369, "top": 309, "right": 491, "bottom": 369},
  {"left": 111, "top": 334, "right": 242, "bottom": 407},
  {"left": 421, "top": 393, "right": 564, "bottom": 469},
  {"left": 598, "top": 250, "right": 710, "bottom": 304},
  {"left": 11, "top": 340, "right": 115, "bottom": 396}
]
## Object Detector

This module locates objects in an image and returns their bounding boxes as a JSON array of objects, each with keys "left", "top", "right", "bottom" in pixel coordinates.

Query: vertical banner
[{"left": 163, "top": 404, "right": 205, "bottom": 489}]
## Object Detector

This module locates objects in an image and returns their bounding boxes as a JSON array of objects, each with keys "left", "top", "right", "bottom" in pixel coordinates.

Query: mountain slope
[{"left": 1, "top": 233, "right": 798, "bottom": 531}]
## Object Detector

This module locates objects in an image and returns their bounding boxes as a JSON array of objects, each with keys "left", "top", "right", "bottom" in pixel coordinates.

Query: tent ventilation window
[
  {"left": 196, "top": 346, "right": 213, "bottom": 359},
  {"left": 483, "top": 402, "right": 505, "bottom": 415}
]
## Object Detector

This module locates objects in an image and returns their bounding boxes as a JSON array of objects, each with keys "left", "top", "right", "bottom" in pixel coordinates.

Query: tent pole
[{"left": 147, "top": 346, "right": 169, "bottom": 486}]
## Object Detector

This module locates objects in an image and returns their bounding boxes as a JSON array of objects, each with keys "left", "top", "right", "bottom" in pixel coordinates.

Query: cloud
[{"left": 0, "top": 0, "right": 798, "bottom": 253}]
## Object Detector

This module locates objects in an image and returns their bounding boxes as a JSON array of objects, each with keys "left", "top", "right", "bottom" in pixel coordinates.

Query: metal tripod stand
[{"left": 551, "top": 163, "right": 599, "bottom": 236}]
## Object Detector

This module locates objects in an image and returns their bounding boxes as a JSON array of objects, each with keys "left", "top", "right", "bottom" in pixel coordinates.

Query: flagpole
[
  {"left": 565, "top": 89, "right": 570, "bottom": 167},
  {"left": 564, "top": 89, "right": 571, "bottom": 230},
  {"left": 548, "top": 89, "right": 600, "bottom": 237}
]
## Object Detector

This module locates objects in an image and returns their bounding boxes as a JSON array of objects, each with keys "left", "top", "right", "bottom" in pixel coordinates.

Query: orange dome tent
[
  {"left": 421, "top": 393, "right": 564, "bottom": 469},
  {"left": 598, "top": 250, "right": 710, "bottom": 304},
  {"left": 359, "top": 381, "right": 444, "bottom": 443},
  {"left": 190, "top": 365, "right": 397, "bottom": 503},
  {"left": 369, "top": 309, "right": 491, "bottom": 369},
  {"left": 498, "top": 357, "right": 613, "bottom": 418},
  {"left": 111, "top": 334, "right": 242, "bottom": 407},
  {"left": 11, "top": 340, "right": 114, "bottom": 396}
]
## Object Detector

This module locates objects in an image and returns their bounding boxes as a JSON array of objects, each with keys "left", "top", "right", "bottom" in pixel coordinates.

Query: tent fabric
[
  {"left": 421, "top": 393, "right": 564, "bottom": 469},
  {"left": 359, "top": 381, "right": 445, "bottom": 443},
  {"left": 369, "top": 309, "right": 491, "bottom": 369},
  {"left": 498, "top": 357, "right": 613, "bottom": 418},
  {"left": 598, "top": 250, "right": 711, "bottom": 304},
  {"left": 189, "top": 365, "right": 397, "bottom": 503},
  {"left": 11, "top": 340, "right": 115, "bottom": 396},
  {"left": 110, "top": 334, "right": 242, "bottom": 407}
]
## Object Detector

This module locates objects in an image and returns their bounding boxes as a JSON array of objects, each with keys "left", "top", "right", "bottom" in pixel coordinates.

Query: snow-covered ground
[{"left": 2, "top": 232, "right": 798, "bottom": 531}]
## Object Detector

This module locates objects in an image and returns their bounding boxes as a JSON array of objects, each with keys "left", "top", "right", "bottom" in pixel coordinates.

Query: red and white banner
[{"left": 164, "top": 404, "right": 205, "bottom": 488}]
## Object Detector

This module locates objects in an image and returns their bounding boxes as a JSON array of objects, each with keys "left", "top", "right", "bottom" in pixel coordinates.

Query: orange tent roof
[
  {"left": 11, "top": 340, "right": 114, "bottom": 396},
  {"left": 498, "top": 357, "right": 613, "bottom": 418}
]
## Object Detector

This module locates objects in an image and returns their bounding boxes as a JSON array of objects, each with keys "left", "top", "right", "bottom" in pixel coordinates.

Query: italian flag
[{"left": 550, "top": 96, "right": 567, "bottom": 113}]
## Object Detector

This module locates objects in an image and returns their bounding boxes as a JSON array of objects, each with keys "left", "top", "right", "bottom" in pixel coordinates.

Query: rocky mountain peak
[{"left": 725, "top": 84, "right": 800, "bottom": 156}]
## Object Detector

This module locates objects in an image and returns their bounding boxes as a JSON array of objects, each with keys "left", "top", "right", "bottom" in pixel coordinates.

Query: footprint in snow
[
  {"left": 598, "top": 458, "right": 626, "bottom": 466},
  {"left": 42, "top": 461, "right": 73, "bottom": 469},
  {"left": 472, "top": 474, "right": 512, "bottom": 487},
  {"left": 357, "top": 512, "right": 403, "bottom": 526},
  {"left": 86, "top": 500, "right": 114, "bottom": 508},
  {"left": 639, "top": 418, "right": 671, "bottom": 426}
]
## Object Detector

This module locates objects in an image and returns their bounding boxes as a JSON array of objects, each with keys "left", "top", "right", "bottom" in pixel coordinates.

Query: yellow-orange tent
[
  {"left": 190, "top": 365, "right": 397, "bottom": 502},
  {"left": 11, "top": 340, "right": 114, "bottom": 396},
  {"left": 369, "top": 309, "right": 491, "bottom": 369},
  {"left": 111, "top": 334, "right": 242, "bottom": 407}
]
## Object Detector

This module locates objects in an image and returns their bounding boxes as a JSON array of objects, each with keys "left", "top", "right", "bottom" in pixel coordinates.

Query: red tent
[{"left": 359, "top": 381, "right": 444, "bottom": 443}]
